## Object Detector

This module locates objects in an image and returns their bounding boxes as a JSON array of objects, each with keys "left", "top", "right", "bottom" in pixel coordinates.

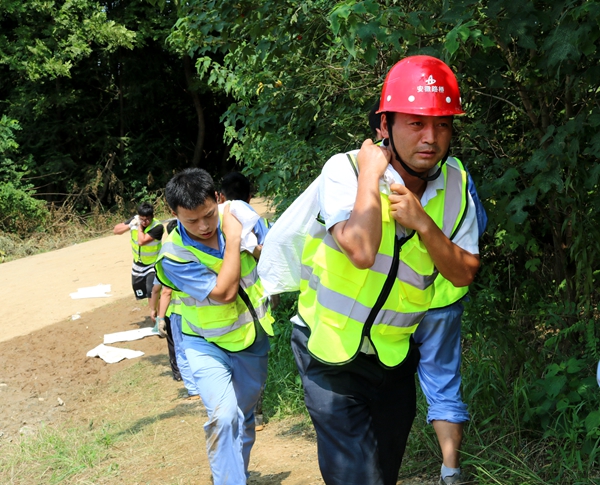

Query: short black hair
[
  {"left": 368, "top": 100, "right": 382, "bottom": 137},
  {"left": 220, "top": 172, "right": 251, "bottom": 202},
  {"left": 137, "top": 202, "right": 154, "bottom": 218},
  {"left": 165, "top": 168, "right": 217, "bottom": 213}
]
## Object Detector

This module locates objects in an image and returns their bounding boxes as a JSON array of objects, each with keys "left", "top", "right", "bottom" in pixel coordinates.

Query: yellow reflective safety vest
[
  {"left": 298, "top": 153, "right": 468, "bottom": 368},
  {"left": 429, "top": 272, "right": 469, "bottom": 309},
  {"left": 131, "top": 218, "right": 163, "bottom": 265},
  {"left": 155, "top": 228, "right": 274, "bottom": 352},
  {"left": 165, "top": 290, "right": 183, "bottom": 318}
]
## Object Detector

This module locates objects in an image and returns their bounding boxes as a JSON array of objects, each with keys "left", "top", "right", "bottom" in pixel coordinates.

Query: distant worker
[
  {"left": 156, "top": 168, "right": 274, "bottom": 485},
  {"left": 218, "top": 171, "right": 270, "bottom": 249},
  {"left": 368, "top": 99, "right": 487, "bottom": 485},
  {"left": 113, "top": 201, "right": 164, "bottom": 319}
]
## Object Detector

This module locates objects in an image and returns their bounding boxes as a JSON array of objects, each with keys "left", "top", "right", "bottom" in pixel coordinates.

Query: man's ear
[
  {"left": 380, "top": 113, "right": 390, "bottom": 138},
  {"left": 170, "top": 209, "right": 177, "bottom": 217}
]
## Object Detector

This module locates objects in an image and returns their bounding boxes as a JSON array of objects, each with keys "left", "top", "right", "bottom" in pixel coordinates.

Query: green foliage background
[{"left": 1, "top": 0, "right": 600, "bottom": 483}]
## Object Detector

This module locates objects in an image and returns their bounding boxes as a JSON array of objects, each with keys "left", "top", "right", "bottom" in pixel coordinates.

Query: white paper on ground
[
  {"left": 70, "top": 284, "right": 112, "bottom": 299},
  {"left": 104, "top": 327, "right": 157, "bottom": 344},
  {"left": 86, "top": 344, "right": 144, "bottom": 364}
]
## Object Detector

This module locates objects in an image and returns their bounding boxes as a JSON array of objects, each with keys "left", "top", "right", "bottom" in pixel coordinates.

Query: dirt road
[
  {"left": 0, "top": 198, "right": 275, "bottom": 343},
  {"left": 1, "top": 234, "right": 134, "bottom": 342}
]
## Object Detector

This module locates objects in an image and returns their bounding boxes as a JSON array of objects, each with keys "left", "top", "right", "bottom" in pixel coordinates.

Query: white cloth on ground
[
  {"left": 70, "top": 284, "right": 112, "bottom": 299},
  {"left": 103, "top": 327, "right": 157, "bottom": 344},
  {"left": 86, "top": 344, "right": 144, "bottom": 364}
]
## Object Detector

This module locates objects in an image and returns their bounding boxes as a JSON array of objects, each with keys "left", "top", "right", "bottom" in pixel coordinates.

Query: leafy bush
[
  {"left": 0, "top": 182, "right": 48, "bottom": 234},
  {"left": 0, "top": 116, "right": 48, "bottom": 234}
]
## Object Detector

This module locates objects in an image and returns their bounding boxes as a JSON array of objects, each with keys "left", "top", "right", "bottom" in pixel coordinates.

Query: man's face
[
  {"left": 381, "top": 113, "right": 452, "bottom": 175},
  {"left": 174, "top": 199, "right": 219, "bottom": 243},
  {"left": 138, "top": 215, "right": 152, "bottom": 229}
]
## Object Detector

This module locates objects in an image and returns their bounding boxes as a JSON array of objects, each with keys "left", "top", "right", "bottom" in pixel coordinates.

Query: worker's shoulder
[{"left": 446, "top": 155, "right": 467, "bottom": 171}]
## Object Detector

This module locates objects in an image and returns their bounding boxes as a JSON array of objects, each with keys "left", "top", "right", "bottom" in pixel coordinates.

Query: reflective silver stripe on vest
[
  {"left": 160, "top": 241, "right": 200, "bottom": 263},
  {"left": 183, "top": 299, "right": 269, "bottom": 338},
  {"left": 308, "top": 272, "right": 424, "bottom": 328},
  {"left": 141, "top": 249, "right": 160, "bottom": 257},
  {"left": 240, "top": 267, "right": 259, "bottom": 289},
  {"left": 442, "top": 160, "right": 464, "bottom": 237},
  {"left": 301, "top": 263, "right": 313, "bottom": 282},
  {"left": 320, "top": 233, "right": 435, "bottom": 291}
]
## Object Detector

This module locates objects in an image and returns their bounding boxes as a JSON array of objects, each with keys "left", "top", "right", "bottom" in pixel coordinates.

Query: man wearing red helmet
[{"left": 291, "top": 55, "right": 480, "bottom": 485}]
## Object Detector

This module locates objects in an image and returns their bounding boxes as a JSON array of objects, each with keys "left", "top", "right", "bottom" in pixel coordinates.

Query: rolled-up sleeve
[{"left": 319, "top": 152, "right": 360, "bottom": 231}]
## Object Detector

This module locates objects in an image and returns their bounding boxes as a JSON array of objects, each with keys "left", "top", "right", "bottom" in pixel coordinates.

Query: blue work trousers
[
  {"left": 291, "top": 324, "right": 419, "bottom": 485},
  {"left": 413, "top": 301, "right": 469, "bottom": 423},
  {"left": 182, "top": 329, "right": 269, "bottom": 485}
]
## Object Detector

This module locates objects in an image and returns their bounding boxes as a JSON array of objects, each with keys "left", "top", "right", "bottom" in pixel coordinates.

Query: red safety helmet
[{"left": 378, "top": 55, "right": 465, "bottom": 116}]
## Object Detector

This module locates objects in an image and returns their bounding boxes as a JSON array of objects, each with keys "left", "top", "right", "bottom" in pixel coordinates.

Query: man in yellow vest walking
[
  {"left": 113, "top": 201, "right": 164, "bottom": 319},
  {"left": 155, "top": 168, "right": 274, "bottom": 485},
  {"left": 369, "top": 98, "right": 488, "bottom": 485},
  {"left": 291, "top": 55, "right": 480, "bottom": 485}
]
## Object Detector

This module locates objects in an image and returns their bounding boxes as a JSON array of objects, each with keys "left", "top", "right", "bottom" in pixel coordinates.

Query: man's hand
[
  {"left": 357, "top": 139, "right": 390, "bottom": 179},
  {"left": 221, "top": 204, "right": 242, "bottom": 242},
  {"left": 389, "top": 183, "right": 429, "bottom": 232},
  {"left": 129, "top": 215, "right": 140, "bottom": 229},
  {"left": 156, "top": 316, "right": 167, "bottom": 338},
  {"left": 252, "top": 244, "right": 263, "bottom": 260}
]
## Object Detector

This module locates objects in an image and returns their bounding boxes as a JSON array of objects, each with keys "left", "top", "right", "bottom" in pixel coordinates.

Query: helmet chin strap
[{"left": 385, "top": 128, "right": 448, "bottom": 182}]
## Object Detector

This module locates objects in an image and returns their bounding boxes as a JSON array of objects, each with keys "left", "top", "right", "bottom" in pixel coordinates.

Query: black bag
[{"left": 131, "top": 273, "right": 150, "bottom": 299}]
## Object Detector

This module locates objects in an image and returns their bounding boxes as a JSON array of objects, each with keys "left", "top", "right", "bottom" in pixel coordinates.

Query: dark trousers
[
  {"left": 164, "top": 315, "right": 180, "bottom": 380},
  {"left": 291, "top": 324, "right": 419, "bottom": 485}
]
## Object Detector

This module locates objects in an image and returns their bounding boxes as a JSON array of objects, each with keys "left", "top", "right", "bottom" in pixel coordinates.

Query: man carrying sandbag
[{"left": 290, "top": 55, "right": 481, "bottom": 485}]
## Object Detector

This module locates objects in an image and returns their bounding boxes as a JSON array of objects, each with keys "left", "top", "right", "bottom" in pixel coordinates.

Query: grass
[
  {"left": 0, "top": 359, "right": 209, "bottom": 485},
  {"left": 263, "top": 293, "right": 309, "bottom": 420}
]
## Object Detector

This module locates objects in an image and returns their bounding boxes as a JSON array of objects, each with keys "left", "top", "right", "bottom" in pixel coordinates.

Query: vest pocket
[
  {"left": 398, "top": 280, "right": 435, "bottom": 307},
  {"left": 401, "top": 236, "right": 435, "bottom": 276}
]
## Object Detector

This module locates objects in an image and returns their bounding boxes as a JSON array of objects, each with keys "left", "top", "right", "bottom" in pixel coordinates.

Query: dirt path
[{"left": 1, "top": 197, "right": 275, "bottom": 343}]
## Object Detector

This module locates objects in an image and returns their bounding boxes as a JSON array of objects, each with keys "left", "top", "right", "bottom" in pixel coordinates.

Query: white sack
[
  {"left": 257, "top": 176, "right": 321, "bottom": 296},
  {"left": 220, "top": 200, "right": 260, "bottom": 253}
]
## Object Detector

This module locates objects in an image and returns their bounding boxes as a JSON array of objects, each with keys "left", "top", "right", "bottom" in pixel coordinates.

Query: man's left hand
[{"left": 389, "top": 183, "right": 428, "bottom": 232}]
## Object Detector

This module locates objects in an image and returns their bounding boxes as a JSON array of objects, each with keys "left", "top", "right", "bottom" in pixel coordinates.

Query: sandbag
[{"left": 257, "top": 177, "right": 321, "bottom": 295}]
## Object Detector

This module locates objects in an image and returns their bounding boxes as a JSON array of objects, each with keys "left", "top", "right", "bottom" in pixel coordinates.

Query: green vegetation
[{"left": 1, "top": 0, "right": 599, "bottom": 483}]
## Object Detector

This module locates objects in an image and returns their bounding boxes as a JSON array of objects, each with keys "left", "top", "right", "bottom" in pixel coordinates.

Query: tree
[{"left": 0, "top": 0, "right": 230, "bottom": 209}]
